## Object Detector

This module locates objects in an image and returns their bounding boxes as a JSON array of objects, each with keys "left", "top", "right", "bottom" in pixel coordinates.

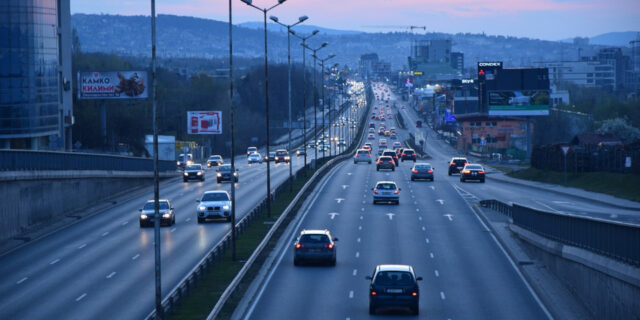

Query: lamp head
[
  {"left": 321, "top": 42, "right": 328, "bottom": 47},
  {"left": 299, "top": 16, "right": 308, "bottom": 22},
  {"left": 312, "top": 30, "right": 319, "bottom": 35},
  {"left": 241, "top": 0, "right": 252, "bottom": 5},
  {"left": 269, "top": 16, "right": 279, "bottom": 23},
  {"left": 278, "top": 0, "right": 286, "bottom": 3}
]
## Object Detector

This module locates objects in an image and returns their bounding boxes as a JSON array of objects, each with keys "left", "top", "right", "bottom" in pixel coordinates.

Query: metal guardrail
[
  {"left": 0, "top": 150, "right": 176, "bottom": 172},
  {"left": 480, "top": 199, "right": 640, "bottom": 266}
]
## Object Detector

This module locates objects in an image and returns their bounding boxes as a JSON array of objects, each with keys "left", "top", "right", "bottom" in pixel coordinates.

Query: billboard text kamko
[
  {"left": 77, "top": 71, "right": 148, "bottom": 99},
  {"left": 187, "top": 111, "right": 222, "bottom": 135}
]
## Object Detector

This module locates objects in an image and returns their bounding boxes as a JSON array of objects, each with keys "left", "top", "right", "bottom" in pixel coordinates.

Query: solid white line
[
  {"left": 425, "top": 238, "right": 430, "bottom": 244},
  {"left": 186, "top": 218, "right": 191, "bottom": 222},
  {"left": 435, "top": 270, "right": 439, "bottom": 277},
  {"left": 358, "top": 226, "right": 362, "bottom": 230},
  {"left": 414, "top": 201, "right": 418, "bottom": 205},
  {"left": 360, "top": 215, "right": 363, "bottom": 220},
  {"left": 121, "top": 220, "right": 128, "bottom": 226},
  {"left": 78, "top": 243, "right": 87, "bottom": 249},
  {"left": 422, "top": 226, "right": 426, "bottom": 231},
  {"left": 349, "top": 290, "right": 354, "bottom": 298},
  {"left": 357, "top": 237, "right": 361, "bottom": 243},
  {"left": 416, "top": 208, "right": 420, "bottom": 212},
  {"left": 353, "top": 269, "right": 358, "bottom": 276},
  {"left": 50, "top": 258, "right": 60, "bottom": 265},
  {"left": 418, "top": 216, "right": 422, "bottom": 221},
  {"left": 361, "top": 208, "right": 365, "bottom": 211},
  {"left": 430, "top": 252, "right": 434, "bottom": 258},
  {"left": 132, "top": 254, "right": 140, "bottom": 260},
  {"left": 535, "top": 200, "right": 563, "bottom": 213},
  {"left": 106, "top": 272, "right": 116, "bottom": 279},
  {"left": 101, "top": 231, "right": 109, "bottom": 237},
  {"left": 16, "top": 277, "right": 28, "bottom": 284},
  {"left": 440, "top": 291, "right": 446, "bottom": 300},
  {"left": 170, "top": 228, "right": 176, "bottom": 233},
  {"left": 76, "top": 293, "right": 87, "bottom": 302},
  {"left": 362, "top": 200, "right": 366, "bottom": 204},
  {"left": 355, "top": 252, "right": 360, "bottom": 258}
]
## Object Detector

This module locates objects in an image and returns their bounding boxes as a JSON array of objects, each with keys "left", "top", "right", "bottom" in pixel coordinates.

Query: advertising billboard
[
  {"left": 187, "top": 111, "right": 222, "bottom": 135},
  {"left": 77, "top": 71, "right": 148, "bottom": 99},
  {"left": 488, "top": 90, "right": 550, "bottom": 116}
]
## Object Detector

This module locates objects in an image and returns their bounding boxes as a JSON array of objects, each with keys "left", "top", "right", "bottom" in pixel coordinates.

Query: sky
[{"left": 71, "top": 0, "right": 640, "bottom": 41}]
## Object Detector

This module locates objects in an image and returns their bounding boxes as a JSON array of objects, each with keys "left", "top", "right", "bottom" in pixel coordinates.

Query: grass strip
[
  {"left": 167, "top": 166, "right": 322, "bottom": 320},
  {"left": 507, "top": 167, "right": 640, "bottom": 202}
]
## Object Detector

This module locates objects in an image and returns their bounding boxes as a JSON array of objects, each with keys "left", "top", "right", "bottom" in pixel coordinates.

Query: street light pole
[
  {"left": 228, "top": 0, "right": 237, "bottom": 261},
  {"left": 304, "top": 43, "right": 327, "bottom": 164},
  {"left": 241, "top": 0, "right": 286, "bottom": 218},
  {"left": 270, "top": 15, "right": 308, "bottom": 193},
  {"left": 317, "top": 54, "right": 335, "bottom": 159},
  {"left": 291, "top": 30, "right": 319, "bottom": 173}
]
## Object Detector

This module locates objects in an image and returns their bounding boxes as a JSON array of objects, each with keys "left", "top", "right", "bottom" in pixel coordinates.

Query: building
[
  {"left": 630, "top": 33, "right": 640, "bottom": 93},
  {"left": 537, "top": 60, "right": 616, "bottom": 90},
  {"left": 0, "top": 0, "right": 73, "bottom": 150},
  {"left": 408, "top": 39, "right": 462, "bottom": 84},
  {"left": 456, "top": 115, "right": 532, "bottom": 156},
  {"left": 597, "top": 47, "right": 626, "bottom": 90},
  {"left": 450, "top": 52, "right": 464, "bottom": 75},
  {"left": 359, "top": 53, "right": 379, "bottom": 80}
]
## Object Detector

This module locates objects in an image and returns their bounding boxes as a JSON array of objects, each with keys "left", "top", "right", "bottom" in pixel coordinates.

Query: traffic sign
[{"left": 561, "top": 146, "right": 570, "bottom": 155}]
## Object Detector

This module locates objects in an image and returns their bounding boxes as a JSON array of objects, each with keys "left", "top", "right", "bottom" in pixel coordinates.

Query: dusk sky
[{"left": 71, "top": 0, "right": 640, "bottom": 41}]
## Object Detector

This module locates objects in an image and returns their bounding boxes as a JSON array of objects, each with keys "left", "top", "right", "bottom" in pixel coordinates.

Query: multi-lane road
[
  {"left": 0, "top": 86, "right": 365, "bottom": 320},
  {"left": 239, "top": 83, "right": 637, "bottom": 319}
]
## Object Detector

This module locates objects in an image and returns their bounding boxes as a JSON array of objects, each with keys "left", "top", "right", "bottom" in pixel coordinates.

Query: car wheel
[
  {"left": 481, "top": 179, "right": 485, "bottom": 183},
  {"left": 372, "top": 200, "right": 377, "bottom": 205},
  {"left": 235, "top": 178, "right": 239, "bottom": 183},
  {"left": 172, "top": 217, "right": 176, "bottom": 225},
  {"left": 396, "top": 200, "right": 400, "bottom": 205},
  {"left": 139, "top": 221, "right": 145, "bottom": 228},
  {"left": 354, "top": 160, "right": 356, "bottom": 164},
  {"left": 369, "top": 304, "right": 376, "bottom": 315},
  {"left": 368, "top": 161, "right": 372, "bottom": 164},
  {"left": 431, "top": 178, "right": 434, "bottom": 181},
  {"left": 227, "top": 216, "right": 232, "bottom": 222},
  {"left": 460, "top": 178, "right": 465, "bottom": 182},
  {"left": 412, "top": 304, "right": 419, "bottom": 315},
  {"left": 197, "top": 217, "right": 204, "bottom": 224},
  {"left": 217, "top": 179, "right": 221, "bottom": 183},
  {"left": 411, "top": 177, "right": 415, "bottom": 181},
  {"left": 392, "top": 167, "right": 395, "bottom": 171},
  {"left": 293, "top": 258, "right": 300, "bottom": 266},
  {"left": 183, "top": 179, "right": 188, "bottom": 182},
  {"left": 330, "top": 258, "right": 336, "bottom": 266},
  {"left": 448, "top": 171, "right": 452, "bottom": 176},
  {"left": 376, "top": 167, "right": 379, "bottom": 171}
]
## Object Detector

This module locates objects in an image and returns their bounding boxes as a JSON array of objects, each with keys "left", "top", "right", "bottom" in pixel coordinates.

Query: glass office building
[{"left": 0, "top": 0, "right": 72, "bottom": 150}]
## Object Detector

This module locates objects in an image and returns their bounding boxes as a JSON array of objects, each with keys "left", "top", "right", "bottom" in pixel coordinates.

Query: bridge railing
[
  {"left": 0, "top": 150, "right": 176, "bottom": 172},
  {"left": 480, "top": 199, "right": 640, "bottom": 266}
]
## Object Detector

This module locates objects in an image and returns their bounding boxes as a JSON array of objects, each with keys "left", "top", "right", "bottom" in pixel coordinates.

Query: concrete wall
[
  {"left": 0, "top": 171, "right": 175, "bottom": 243},
  {"left": 512, "top": 225, "right": 640, "bottom": 320}
]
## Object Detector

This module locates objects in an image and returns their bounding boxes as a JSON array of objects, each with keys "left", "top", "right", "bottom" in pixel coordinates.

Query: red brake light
[
  {"left": 356, "top": 154, "right": 360, "bottom": 157},
  {"left": 373, "top": 189, "right": 379, "bottom": 194},
  {"left": 427, "top": 169, "right": 433, "bottom": 173},
  {"left": 295, "top": 243, "right": 303, "bottom": 249},
  {"left": 377, "top": 160, "right": 383, "bottom": 164},
  {"left": 412, "top": 292, "right": 418, "bottom": 297},
  {"left": 393, "top": 156, "right": 398, "bottom": 159},
  {"left": 368, "top": 154, "right": 371, "bottom": 157},
  {"left": 450, "top": 162, "right": 455, "bottom": 166},
  {"left": 371, "top": 291, "right": 377, "bottom": 296},
  {"left": 388, "top": 161, "right": 394, "bottom": 164},
  {"left": 325, "top": 243, "right": 334, "bottom": 249},
  {"left": 478, "top": 170, "right": 485, "bottom": 174},
  {"left": 402, "top": 153, "right": 406, "bottom": 156},
  {"left": 412, "top": 169, "right": 418, "bottom": 173},
  {"left": 463, "top": 170, "right": 471, "bottom": 174}
]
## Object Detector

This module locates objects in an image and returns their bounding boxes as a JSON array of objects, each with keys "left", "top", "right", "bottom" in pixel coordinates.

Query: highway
[
  {"left": 0, "top": 86, "right": 365, "bottom": 320},
  {"left": 241, "top": 82, "right": 637, "bottom": 319}
]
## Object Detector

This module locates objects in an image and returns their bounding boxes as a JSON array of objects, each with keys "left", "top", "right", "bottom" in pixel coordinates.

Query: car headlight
[
  {"left": 217, "top": 173, "right": 221, "bottom": 177},
  {"left": 199, "top": 205, "right": 206, "bottom": 211},
  {"left": 233, "top": 172, "right": 238, "bottom": 176},
  {"left": 177, "top": 162, "right": 181, "bottom": 166},
  {"left": 285, "top": 156, "right": 290, "bottom": 160},
  {"left": 184, "top": 172, "right": 188, "bottom": 176},
  {"left": 141, "top": 214, "right": 148, "bottom": 219},
  {"left": 162, "top": 213, "right": 171, "bottom": 218},
  {"left": 197, "top": 171, "right": 202, "bottom": 175},
  {"left": 222, "top": 205, "right": 230, "bottom": 210}
]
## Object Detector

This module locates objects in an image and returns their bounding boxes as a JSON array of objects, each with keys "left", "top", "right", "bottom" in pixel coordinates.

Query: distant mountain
[
  {"left": 238, "top": 21, "right": 363, "bottom": 36},
  {"left": 559, "top": 31, "right": 640, "bottom": 47}
]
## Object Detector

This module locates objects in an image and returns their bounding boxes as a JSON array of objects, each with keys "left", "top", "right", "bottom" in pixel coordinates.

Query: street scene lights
[
  {"left": 316, "top": 53, "right": 335, "bottom": 159},
  {"left": 303, "top": 42, "right": 328, "bottom": 164},
  {"left": 270, "top": 14, "right": 308, "bottom": 192}
]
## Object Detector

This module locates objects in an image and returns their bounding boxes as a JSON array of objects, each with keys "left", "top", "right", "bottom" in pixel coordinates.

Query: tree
[{"left": 596, "top": 118, "right": 640, "bottom": 144}]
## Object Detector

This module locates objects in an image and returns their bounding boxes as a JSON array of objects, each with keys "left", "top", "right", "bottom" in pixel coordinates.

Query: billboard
[
  {"left": 488, "top": 90, "right": 550, "bottom": 116},
  {"left": 187, "top": 111, "right": 222, "bottom": 135},
  {"left": 77, "top": 71, "right": 148, "bottom": 99}
]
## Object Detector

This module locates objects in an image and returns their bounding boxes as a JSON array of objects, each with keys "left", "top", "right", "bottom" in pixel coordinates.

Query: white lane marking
[
  {"left": 416, "top": 208, "right": 420, "bottom": 212},
  {"left": 444, "top": 214, "right": 454, "bottom": 221},
  {"left": 76, "top": 293, "right": 87, "bottom": 302},
  {"left": 336, "top": 198, "right": 345, "bottom": 204},
  {"left": 106, "top": 272, "right": 116, "bottom": 279},
  {"left": 342, "top": 185, "right": 350, "bottom": 190},
  {"left": 16, "top": 277, "right": 28, "bottom": 284},
  {"left": 430, "top": 252, "right": 434, "bottom": 258},
  {"left": 101, "top": 231, "right": 109, "bottom": 237},
  {"left": 363, "top": 194, "right": 367, "bottom": 198},
  {"left": 355, "top": 252, "right": 360, "bottom": 258},
  {"left": 132, "top": 254, "right": 140, "bottom": 260},
  {"left": 78, "top": 243, "right": 87, "bottom": 249},
  {"left": 50, "top": 258, "right": 60, "bottom": 265},
  {"left": 362, "top": 200, "right": 366, "bottom": 204},
  {"left": 347, "top": 172, "right": 352, "bottom": 176},
  {"left": 422, "top": 226, "right": 426, "bottom": 231},
  {"left": 440, "top": 292, "right": 446, "bottom": 300},
  {"left": 552, "top": 201, "right": 571, "bottom": 204},
  {"left": 329, "top": 212, "right": 340, "bottom": 220},
  {"left": 358, "top": 225, "right": 362, "bottom": 230},
  {"left": 418, "top": 216, "right": 422, "bottom": 221},
  {"left": 361, "top": 208, "right": 365, "bottom": 211},
  {"left": 535, "top": 200, "right": 564, "bottom": 213},
  {"left": 411, "top": 195, "right": 415, "bottom": 198},
  {"left": 121, "top": 220, "right": 129, "bottom": 226},
  {"left": 170, "top": 228, "right": 176, "bottom": 233},
  {"left": 414, "top": 201, "right": 418, "bottom": 205},
  {"left": 430, "top": 186, "right": 435, "bottom": 190},
  {"left": 353, "top": 269, "right": 358, "bottom": 276},
  {"left": 186, "top": 218, "right": 191, "bottom": 222},
  {"left": 425, "top": 238, "right": 430, "bottom": 244},
  {"left": 349, "top": 290, "right": 354, "bottom": 298},
  {"left": 435, "top": 270, "right": 440, "bottom": 277},
  {"left": 386, "top": 213, "right": 395, "bottom": 220},
  {"left": 360, "top": 215, "right": 364, "bottom": 220},
  {"left": 436, "top": 199, "right": 444, "bottom": 205},
  {"left": 357, "top": 237, "right": 361, "bottom": 243}
]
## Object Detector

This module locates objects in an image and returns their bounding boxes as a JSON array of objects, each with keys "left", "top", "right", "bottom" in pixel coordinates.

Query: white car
[
  {"left": 197, "top": 191, "right": 232, "bottom": 223},
  {"left": 248, "top": 152, "right": 262, "bottom": 164}
]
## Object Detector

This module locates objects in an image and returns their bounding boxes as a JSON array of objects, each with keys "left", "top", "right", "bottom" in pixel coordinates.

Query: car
[
  {"left": 246, "top": 146, "right": 258, "bottom": 157},
  {"left": 176, "top": 153, "right": 193, "bottom": 169},
  {"left": 364, "top": 142, "right": 373, "bottom": 150},
  {"left": 275, "top": 149, "right": 290, "bottom": 163},
  {"left": 448, "top": 157, "right": 469, "bottom": 175},
  {"left": 380, "top": 115, "right": 386, "bottom": 121},
  {"left": 390, "top": 127, "right": 397, "bottom": 134},
  {"left": 139, "top": 199, "right": 175, "bottom": 227},
  {"left": 367, "top": 133, "right": 376, "bottom": 140},
  {"left": 378, "top": 138, "right": 388, "bottom": 148},
  {"left": 460, "top": 164, "right": 485, "bottom": 182},
  {"left": 196, "top": 190, "right": 232, "bottom": 223},
  {"left": 308, "top": 141, "right": 316, "bottom": 149},
  {"left": 296, "top": 148, "right": 306, "bottom": 156},
  {"left": 369, "top": 128, "right": 376, "bottom": 134},
  {"left": 366, "top": 264, "right": 422, "bottom": 315},
  {"left": 264, "top": 151, "right": 276, "bottom": 162},
  {"left": 372, "top": 181, "right": 400, "bottom": 204},
  {"left": 376, "top": 156, "right": 395, "bottom": 171},
  {"left": 248, "top": 152, "right": 263, "bottom": 164},
  {"left": 362, "top": 144, "right": 372, "bottom": 152},
  {"left": 317, "top": 144, "right": 329, "bottom": 152},
  {"left": 183, "top": 164, "right": 205, "bottom": 182},
  {"left": 401, "top": 149, "right": 417, "bottom": 162},
  {"left": 381, "top": 149, "right": 399, "bottom": 166},
  {"left": 392, "top": 141, "right": 402, "bottom": 149},
  {"left": 384, "top": 130, "right": 391, "bottom": 136},
  {"left": 378, "top": 127, "right": 385, "bottom": 135},
  {"left": 206, "top": 155, "right": 223, "bottom": 167},
  {"left": 411, "top": 163, "right": 434, "bottom": 181},
  {"left": 371, "top": 114, "right": 377, "bottom": 120},
  {"left": 390, "top": 133, "right": 397, "bottom": 140},
  {"left": 337, "top": 139, "right": 346, "bottom": 148},
  {"left": 354, "top": 148, "right": 372, "bottom": 164},
  {"left": 369, "top": 123, "right": 375, "bottom": 129},
  {"left": 293, "top": 229, "right": 338, "bottom": 266},
  {"left": 216, "top": 164, "right": 238, "bottom": 183}
]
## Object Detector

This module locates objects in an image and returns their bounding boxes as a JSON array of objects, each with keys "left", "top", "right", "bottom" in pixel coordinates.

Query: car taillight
[
  {"left": 463, "top": 170, "right": 471, "bottom": 174},
  {"left": 368, "top": 154, "right": 371, "bottom": 157},
  {"left": 412, "top": 292, "right": 418, "bottom": 297},
  {"left": 371, "top": 291, "right": 377, "bottom": 296},
  {"left": 295, "top": 243, "right": 304, "bottom": 249},
  {"left": 450, "top": 162, "right": 456, "bottom": 166},
  {"left": 394, "top": 189, "right": 399, "bottom": 194},
  {"left": 464, "top": 162, "right": 468, "bottom": 166},
  {"left": 373, "top": 189, "right": 379, "bottom": 194},
  {"left": 377, "top": 160, "right": 383, "bottom": 164},
  {"left": 412, "top": 169, "right": 418, "bottom": 173},
  {"left": 356, "top": 154, "right": 360, "bottom": 157},
  {"left": 325, "top": 243, "right": 334, "bottom": 249},
  {"left": 427, "top": 169, "right": 433, "bottom": 173},
  {"left": 393, "top": 156, "right": 398, "bottom": 159},
  {"left": 478, "top": 170, "right": 485, "bottom": 174},
  {"left": 388, "top": 161, "right": 394, "bottom": 164},
  {"left": 402, "top": 153, "right": 406, "bottom": 156}
]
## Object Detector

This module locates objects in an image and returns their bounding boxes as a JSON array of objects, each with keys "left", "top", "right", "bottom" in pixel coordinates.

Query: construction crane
[{"left": 361, "top": 25, "right": 427, "bottom": 33}]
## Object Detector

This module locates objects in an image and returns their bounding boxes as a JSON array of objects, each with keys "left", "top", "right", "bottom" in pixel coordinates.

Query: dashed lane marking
[
  {"left": 435, "top": 270, "right": 439, "bottom": 277},
  {"left": 171, "top": 228, "right": 176, "bottom": 233},
  {"left": 329, "top": 212, "right": 340, "bottom": 220},
  {"left": 78, "top": 243, "right": 87, "bottom": 249},
  {"left": 418, "top": 216, "right": 422, "bottom": 221},
  {"left": 102, "top": 231, "right": 109, "bottom": 237},
  {"left": 440, "top": 292, "right": 446, "bottom": 300},
  {"left": 16, "top": 277, "right": 28, "bottom": 284},
  {"left": 76, "top": 293, "right": 87, "bottom": 302},
  {"left": 50, "top": 258, "right": 60, "bottom": 265},
  {"left": 349, "top": 291, "right": 354, "bottom": 298},
  {"left": 357, "top": 237, "right": 361, "bottom": 243},
  {"left": 353, "top": 269, "right": 358, "bottom": 276},
  {"left": 422, "top": 226, "right": 426, "bottom": 231},
  {"left": 358, "top": 226, "right": 362, "bottom": 230},
  {"left": 132, "top": 254, "right": 140, "bottom": 260},
  {"left": 121, "top": 220, "right": 129, "bottom": 226},
  {"left": 106, "top": 272, "right": 116, "bottom": 279},
  {"left": 355, "top": 252, "right": 360, "bottom": 258},
  {"left": 186, "top": 218, "right": 191, "bottom": 222},
  {"left": 425, "top": 238, "right": 430, "bottom": 244},
  {"left": 430, "top": 253, "right": 434, "bottom": 258},
  {"left": 436, "top": 199, "right": 444, "bottom": 205},
  {"left": 444, "top": 214, "right": 454, "bottom": 221}
]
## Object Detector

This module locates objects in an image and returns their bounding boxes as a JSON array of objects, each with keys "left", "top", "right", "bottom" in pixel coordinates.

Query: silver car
[
  {"left": 248, "top": 152, "right": 263, "bottom": 164},
  {"left": 183, "top": 164, "right": 205, "bottom": 182},
  {"left": 372, "top": 181, "right": 400, "bottom": 205},
  {"left": 354, "top": 148, "right": 372, "bottom": 164},
  {"left": 197, "top": 191, "right": 232, "bottom": 223},
  {"left": 139, "top": 199, "right": 175, "bottom": 227}
]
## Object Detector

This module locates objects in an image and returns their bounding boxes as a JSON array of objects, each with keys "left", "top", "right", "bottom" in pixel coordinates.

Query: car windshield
[
  {"left": 374, "top": 271, "right": 414, "bottom": 286},
  {"left": 201, "top": 193, "right": 229, "bottom": 202},
  {"left": 186, "top": 165, "right": 201, "bottom": 170},
  {"left": 376, "top": 183, "right": 396, "bottom": 190},
  {"left": 299, "top": 234, "right": 330, "bottom": 243},
  {"left": 357, "top": 150, "right": 368, "bottom": 155},
  {"left": 276, "top": 151, "right": 287, "bottom": 156},
  {"left": 416, "top": 164, "right": 431, "bottom": 169},
  {"left": 248, "top": 148, "right": 257, "bottom": 152},
  {"left": 219, "top": 165, "right": 232, "bottom": 172},
  {"left": 453, "top": 159, "right": 467, "bottom": 164},
  {"left": 466, "top": 165, "right": 483, "bottom": 170},
  {"left": 383, "top": 151, "right": 395, "bottom": 156},
  {"left": 405, "top": 150, "right": 414, "bottom": 154},
  {"left": 143, "top": 201, "right": 169, "bottom": 210},
  {"left": 209, "top": 156, "right": 221, "bottom": 160}
]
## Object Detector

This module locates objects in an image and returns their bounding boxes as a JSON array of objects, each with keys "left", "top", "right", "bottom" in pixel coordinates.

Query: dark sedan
[
  {"left": 401, "top": 149, "right": 417, "bottom": 162},
  {"left": 183, "top": 164, "right": 205, "bottom": 182},
  {"left": 460, "top": 164, "right": 485, "bottom": 182},
  {"left": 216, "top": 164, "right": 239, "bottom": 183},
  {"left": 366, "top": 264, "right": 422, "bottom": 315},
  {"left": 293, "top": 229, "right": 338, "bottom": 266},
  {"left": 376, "top": 156, "right": 395, "bottom": 171},
  {"left": 411, "top": 163, "right": 434, "bottom": 181}
]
